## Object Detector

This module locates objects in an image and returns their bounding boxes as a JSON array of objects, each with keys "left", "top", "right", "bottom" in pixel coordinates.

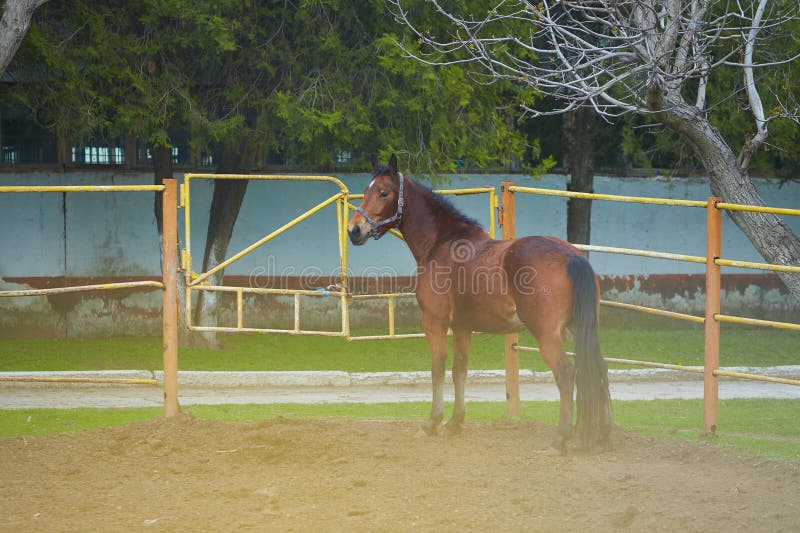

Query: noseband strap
[{"left": 356, "top": 173, "right": 404, "bottom": 240}]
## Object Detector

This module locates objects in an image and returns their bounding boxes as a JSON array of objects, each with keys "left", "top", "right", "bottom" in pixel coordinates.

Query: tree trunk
[
  {"left": 56, "top": 128, "right": 68, "bottom": 171},
  {"left": 191, "top": 143, "right": 253, "bottom": 347},
  {"left": 658, "top": 98, "right": 800, "bottom": 302},
  {"left": 563, "top": 108, "right": 595, "bottom": 248},
  {"left": 152, "top": 144, "right": 172, "bottom": 236},
  {"left": 124, "top": 132, "right": 137, "bottom": 170},
  {"left": 0, "top": 0, "right": 50, "bottom": 76}
]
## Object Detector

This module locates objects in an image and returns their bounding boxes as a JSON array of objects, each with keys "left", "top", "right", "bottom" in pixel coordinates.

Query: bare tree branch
[
  {"left": 737, "top": 0, "right": 769, "bottom": 170},
  {"left": 389, "top": 0, "right": 800, "bottom": 301},
  {"left": 389, "top": 1, "right": 799, "bottom": 122},
  {"left": 0, "top": 0, "right": 50, "bottom": 76}
]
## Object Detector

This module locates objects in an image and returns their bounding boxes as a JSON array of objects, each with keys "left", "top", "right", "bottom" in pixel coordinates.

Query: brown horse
[{"left": 348, "top": 154, "right": 612, "bottom": 450}]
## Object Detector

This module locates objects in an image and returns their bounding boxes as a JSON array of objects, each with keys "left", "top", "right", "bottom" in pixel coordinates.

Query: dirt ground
[{"left": 1, "top": 415, "right": 798, "bottom": 532}]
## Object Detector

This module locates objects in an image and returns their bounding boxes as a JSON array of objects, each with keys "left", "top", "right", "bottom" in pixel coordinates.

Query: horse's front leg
[
  {"left": 421, "top": 318, "right": 449, "bottom": 436},
  {"left": 445, "top": 328, "right": 472, "bottom": 435}
]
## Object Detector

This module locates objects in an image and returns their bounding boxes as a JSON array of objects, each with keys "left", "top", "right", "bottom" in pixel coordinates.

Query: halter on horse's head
[{"left": 348, "top": 153, "right": 405, "bottom": 245}]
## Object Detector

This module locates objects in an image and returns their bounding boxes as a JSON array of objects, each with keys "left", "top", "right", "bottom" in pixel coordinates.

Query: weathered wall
[{"left": 0, "top": 170, "right": 798, "bottom": 337}]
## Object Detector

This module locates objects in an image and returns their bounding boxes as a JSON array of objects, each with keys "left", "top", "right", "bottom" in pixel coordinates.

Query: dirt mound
[{"left": 1, "top": 415, "right": 798, "bottom": 532}]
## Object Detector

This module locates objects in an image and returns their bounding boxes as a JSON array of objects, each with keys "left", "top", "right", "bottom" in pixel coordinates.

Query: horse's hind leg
[
  {"left": 537, "top": 334, "right": 575, "bottom": 451},
  {"left": 421, "top": 319, "right": 448, "bottom": 436},
  {"left": 445, "top": 329, "right": 472, "bottom": 435}
]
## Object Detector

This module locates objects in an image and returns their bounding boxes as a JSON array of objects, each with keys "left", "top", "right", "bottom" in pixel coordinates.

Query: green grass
[
  {"left": 1, "top": 399, "right": 798, "bottom": 461},
  {"left": 1, "top": 326, "right": 796, "bottom": 462},
  {"left": 0, "top": 325, "right": 797, "bottom": 372}
]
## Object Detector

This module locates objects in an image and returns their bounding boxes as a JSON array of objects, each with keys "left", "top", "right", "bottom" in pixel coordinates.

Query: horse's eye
[{"left": 380, "top": 190, "right": 389, "bottom": 198}]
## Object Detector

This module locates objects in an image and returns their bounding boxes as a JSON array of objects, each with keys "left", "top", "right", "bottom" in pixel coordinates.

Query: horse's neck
[{"left": 399, "top": 180, "right": 485, "bottom": 264}]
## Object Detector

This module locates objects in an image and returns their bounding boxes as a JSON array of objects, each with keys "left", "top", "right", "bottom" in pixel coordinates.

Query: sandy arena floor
[{"left": 1, "top": 415, "right": 798, "bottom": 532}]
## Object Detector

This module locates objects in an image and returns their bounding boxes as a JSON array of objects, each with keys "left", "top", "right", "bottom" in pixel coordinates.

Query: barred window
[
  {"left": 2, "top": 145, "right": 17, "bottom": 164},
  {"left": 71, "top": 145, "right": 126, "bottom": 165}
]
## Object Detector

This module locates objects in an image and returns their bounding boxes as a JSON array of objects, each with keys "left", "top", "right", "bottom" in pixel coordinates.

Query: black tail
[{"left": 567, "top": 254, "right": 611, "bottom": 447}]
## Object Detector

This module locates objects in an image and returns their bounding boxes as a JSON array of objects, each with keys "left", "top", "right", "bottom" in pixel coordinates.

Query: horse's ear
[
  {"left": 388, "top": 153, "right": 398, "bottom": 175},
  {"left": 370, "top": 153, "right": 379, "bottom": 173}
]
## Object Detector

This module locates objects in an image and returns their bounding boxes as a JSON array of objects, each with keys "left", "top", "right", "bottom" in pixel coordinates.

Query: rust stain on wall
[
  {"left": 599, "top": 273, "right": 790, "bottom": 299},
  {"left": 1, "top": 274, "right": 796, "bottom": 338}
]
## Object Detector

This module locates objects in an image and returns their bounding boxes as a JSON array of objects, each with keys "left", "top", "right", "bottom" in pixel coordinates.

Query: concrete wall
[{"left": 0, "top": 170, "right": 798, "bottom": 336}]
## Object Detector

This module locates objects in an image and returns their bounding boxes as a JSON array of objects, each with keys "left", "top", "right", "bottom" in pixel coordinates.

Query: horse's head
[{"left": 348, "top": 153, "right": 405, "bottom": 245}]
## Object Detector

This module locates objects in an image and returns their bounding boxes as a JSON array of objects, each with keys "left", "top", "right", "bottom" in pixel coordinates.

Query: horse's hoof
[
  {"left": 443, "top": 421, "right": 462, "bottom": 436},
  {"left": 420, "top": 420, "right": 439, "bottom": 436}
]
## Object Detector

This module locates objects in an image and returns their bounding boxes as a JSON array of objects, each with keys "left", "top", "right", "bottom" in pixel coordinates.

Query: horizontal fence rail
[
  {"left": 506, "top": 183, "right": 799, "bottom": 435},
  {"left": 508, "top": 185, "right": 708, "bottom": 207},
  {"left": 180, "top": 175, "right": 498, "bottom": 341},
  {"left": 348, "top": 292, "right": 426, "bottom": 341},
  {"left": 714, "top": 202, "right": 800, "bottom": 217},
  {"left": 191, "top": 284, "right": 346, "bottom": 336},
  {"left": 712, "top": 369, "right": 800, "bottom": 386},
  {"left": 0, "top": 185, "right": 166, "bottom": 193},
  {"left": 0, "top": 280, "right": 164, "bottom": 298},
  {"left": 714, "top": 314, "right": 800, "bottom": 331},
  {"left": 173, "top": 174, "right": 797, "bottom": 435},
  {"left": 574, "top": 244, "right": 707, "bottom": 264},
  {"left": 0, "top": 376, "right": 158, "bottom": 385},
  {"left": 600, "top": 300, "right": 705, "bottom": 324},
  {"left": 190, "top": 326, "right": 344, "bottom": 336},
  {"left": 713, "top": 257, "right": 800, "bottom": 274},
  {"left": 513, "top": 344, "right": 706, "bottom": 374},
  {"left": 188, "top": 192, "right": 345, "bottom": 287},
  {"left": 513, "top": 344, "right": 800, "bottom": 386},
  {"left": 194, "top": 285, "right": 345, "bottom": 298},
  {"left": 0, "top": 182, "right": 178, "bottom": 413},
  {"left": 181, "top": 175, "right": 351, "bottom": 339}
]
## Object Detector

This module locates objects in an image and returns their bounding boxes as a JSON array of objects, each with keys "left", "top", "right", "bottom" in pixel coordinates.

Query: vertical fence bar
[
  {"left": 294, "top": 293, "right": 301, "bottom": 333},
  {"left": 236, "top": 290, "right": 243, "bottom": 330},
  {"left": 182, "top": 177, "right": 193, "bottom": 330},
  {"left": 339, "top": 195, "right": 350, "bottom": 338},
  {"left": 489, "top": 188, "right": 498, "bottom": 239},
  {"left": 500, "top": 182, "right": 521, "bottom": 418},
  {"left": 161, "top": 179, "right": 180, "bottom": 417},
  {"left": 703, "top": 197, "right": 722, "bottom": 435},
  {"left": 388, "top": 297, "right": 396, "bottom": 337}
]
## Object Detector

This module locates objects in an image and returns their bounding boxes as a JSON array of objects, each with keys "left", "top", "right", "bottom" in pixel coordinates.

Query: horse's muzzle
[{"left": 348, "top": 225, "right": 369, "bottom": 245}]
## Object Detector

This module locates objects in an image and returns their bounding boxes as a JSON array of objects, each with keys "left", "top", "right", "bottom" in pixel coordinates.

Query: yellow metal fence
[
  {"left": 506, "top": 184, "right": 800, "bottom": 433},
  {"left": 0, "top": 184, "right": 178, "bottom": 398},
  {"left": 181, "top": 174, "right": 352, "bottom": 338},
  {"left": 3, "top": 177, "right": 796, "bottom": 429},
  {"left": 179, "top": 175, "right": 797, "bottom": 390},
  {"left": 179, "top": 174, "right": 497, "bottom": 341},
  {"left": 0, "top": 185, "right": 167, "bottom": 302}
]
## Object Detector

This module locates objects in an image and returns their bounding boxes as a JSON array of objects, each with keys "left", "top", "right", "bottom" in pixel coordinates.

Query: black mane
[
  {"left": 373, "top": 165, "right": 483, "bottom": 230},
  {"left": 418, "top": 181, "right": 483, "bottom": 229}
]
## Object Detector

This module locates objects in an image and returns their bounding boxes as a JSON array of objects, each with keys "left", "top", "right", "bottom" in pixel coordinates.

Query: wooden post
[
  {"left": 500, "top": 182, "right": 520, "bottom": 418},
  {"left": 703, "top": 197, "right": 722, "bottom": 435},
  {"left": 162, "top": 179, "right": 180, "bottom": 417}
]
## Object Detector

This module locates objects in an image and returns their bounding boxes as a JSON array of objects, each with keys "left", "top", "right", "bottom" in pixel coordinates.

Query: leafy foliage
[
  {"left": 4, "top": 0, "right": 539, "bottom": 176},
  {"left": 5, "top": 1, "right": 798, "bottom": 178}
]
